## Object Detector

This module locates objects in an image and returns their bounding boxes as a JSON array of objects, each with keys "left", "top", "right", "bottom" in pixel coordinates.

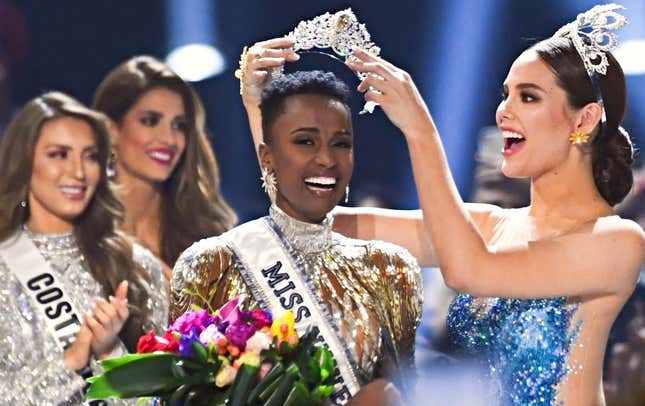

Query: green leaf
[
  {"left": 311, "top": 384, "right": 335, "bottom": 401},
  {"left": 247, "top": 362, "right": 285, "bottom": 404},
  {"left": 168, "top": 384, "right": 191, "bottom": 406},
  {"left": 87, "top": 353, "right": 188, "bottom": 399},
  {"left": 314, "top": 347, "right": 335, "bottom": 383},
  {"left": 226, "top": 363, "right": 259, "bottom": 406},
  {"left": 263, "top": 364, "right": 300, "bottom": 406},
  {"left": 192, "top": 340, "right": 208, "bottom": 364},
  {"left": 258, "top": 372, "right": 284, "bottom": 403},
  {"left": 283, "top": 381, "right": 311, "bottom": 406}
]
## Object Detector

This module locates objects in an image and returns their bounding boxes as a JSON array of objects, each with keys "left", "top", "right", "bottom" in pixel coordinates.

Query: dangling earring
[
  {"left": 344, "top": 185, "right": 350, "bottom": 204},
  {"left": 260, "top": 166, "right": 277, "bottom": 201},
  {"left": 107, "top": 148, "right": 118, "bottom": 179},
  {"left": 569, "top": 131, "right": 590, "bottom": 145}
]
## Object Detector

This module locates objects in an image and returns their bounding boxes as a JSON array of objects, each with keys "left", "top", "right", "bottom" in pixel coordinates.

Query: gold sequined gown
[{"left": 170, "top": 205, "right": 423, "bottom": 389}]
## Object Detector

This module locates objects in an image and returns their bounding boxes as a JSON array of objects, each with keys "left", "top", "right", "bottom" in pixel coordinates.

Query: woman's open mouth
[
  {"left": 304, "top": 176, "right": 337, "bottom": 194},
  {"left": 502, "top": 131, "right": 526, "bottom": 156}
]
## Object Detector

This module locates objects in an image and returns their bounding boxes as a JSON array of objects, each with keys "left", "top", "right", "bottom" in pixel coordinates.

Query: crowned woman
[{"left": 170, "top": 69, "right": 422, "bottom": 405}]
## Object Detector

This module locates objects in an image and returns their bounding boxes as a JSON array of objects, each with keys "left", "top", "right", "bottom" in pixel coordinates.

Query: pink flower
[
  {"left": 259, "top": 362, "right": 273, "bottom": 380},
  {"left": 199, "top": 324, "right": 226, "bottom": 346},
  {"left": 249, "top": 309, "right": 272, "bottom": 330},
  {"left": 217, "top": 295, "right": 245, "bottom": 325},
  {"left": 169, "top": 309, "right": 215, "bottom": 334},
  {"left": 245, "top": 330, "right": 272, "bottom": 354}
]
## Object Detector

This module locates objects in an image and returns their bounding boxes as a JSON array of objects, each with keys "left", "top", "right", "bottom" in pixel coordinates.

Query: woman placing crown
[{"left": 239, "top": 5, "right": 644, "bottom": 405}]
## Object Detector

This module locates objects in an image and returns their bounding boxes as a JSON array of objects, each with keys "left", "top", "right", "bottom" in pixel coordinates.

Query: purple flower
[
  {"left": 169, "top": 309, "right": 216, "bottom": 334},
  {"left": 217, "top": 296, "right": 244, "bottom": 325},
  {"left": 179, "top": 327, "right": 205, "bottom": 358},
  {"left": 225, "top": 321, "right": 256, "bottom": 350},
  {"left": 249, "top": 309, "right": 272, "bottom": 330}
]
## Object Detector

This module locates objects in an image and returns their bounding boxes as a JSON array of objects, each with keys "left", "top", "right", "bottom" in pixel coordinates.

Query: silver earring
[
  {"left": 344, "top": 185, "right": 350, "bottom": 204},
  {"left": 107, "top": 148, "right": 118, "bottom": 179},
  {"left": 261, "top": 166, "right": 277, "bottom": 201},
  {"left": 19, "top": 200, "right": 27, "bottom": 208}
]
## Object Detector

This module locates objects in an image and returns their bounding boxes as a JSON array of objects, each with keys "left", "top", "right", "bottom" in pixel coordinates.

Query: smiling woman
[
  {"left": 170, "top": 71, "right": 423, "bottom": 406},
  {"left": 93, "top": 56, "right": 237, "bottom": 279},
  {"left": 0, "top": 92, "right": 167, "bottom": 405}
]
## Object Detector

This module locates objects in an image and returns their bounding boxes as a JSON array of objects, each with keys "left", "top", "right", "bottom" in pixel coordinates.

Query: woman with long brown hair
[
  {"left": 0, "top": 91, "right": 167, "bottom": 404},
  {"left": 93, "top": 56, "right": 237, "bottom": 279}
]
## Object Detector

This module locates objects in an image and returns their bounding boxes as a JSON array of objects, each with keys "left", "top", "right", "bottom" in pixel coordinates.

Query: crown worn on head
[
  {"left": 287, "top": 8, "right": 381, "bottom": 80},
  {"left": 276, "top": 8, "right": 383, "bottom": 114},
  {"left": 552, "top": 3, "right": 627, "bottom": 77}
]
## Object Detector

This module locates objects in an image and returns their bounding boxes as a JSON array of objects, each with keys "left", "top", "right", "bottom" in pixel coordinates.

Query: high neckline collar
[
  {"left": 269, "top": 204, "right": 334, "bottom": 254},
  {"left": 21, "top": 225, "right": 78, "bottom": 251}
]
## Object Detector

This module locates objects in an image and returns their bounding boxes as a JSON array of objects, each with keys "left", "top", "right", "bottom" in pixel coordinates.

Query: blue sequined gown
[{"left": 447, "top": 293, "right": 580, "bottom": 405}]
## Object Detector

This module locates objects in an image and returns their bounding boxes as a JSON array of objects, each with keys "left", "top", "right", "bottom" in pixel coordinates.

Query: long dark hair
[
  {"left": 532, "top": 37, "right": 633, "bottom": 206},
  {"left": 0, "top": 91, "right": 151, "bottom": 347},
  {"left": 93, "top": 56, "right": 237, "bottom": 266}
]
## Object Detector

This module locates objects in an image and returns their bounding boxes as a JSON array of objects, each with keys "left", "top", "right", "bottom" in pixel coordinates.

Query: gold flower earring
[{"left": 569, "top": 131, "right": 590, "bottom": 145}]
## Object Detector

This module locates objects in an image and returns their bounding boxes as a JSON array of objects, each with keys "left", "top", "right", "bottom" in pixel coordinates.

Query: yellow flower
[
  {"left": 270, "top": 311, "right": 297, "bottom": 342},
  {"left": 215, "top": 364, "right": 237, "bottom": 387},
  {"left": 236, "top": 351, "right": 261, "bottom": 368}
]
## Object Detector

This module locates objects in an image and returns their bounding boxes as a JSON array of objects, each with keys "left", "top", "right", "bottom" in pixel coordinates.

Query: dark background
[{"left": 8, "top": 0, "right": 645, "bottom": 220}]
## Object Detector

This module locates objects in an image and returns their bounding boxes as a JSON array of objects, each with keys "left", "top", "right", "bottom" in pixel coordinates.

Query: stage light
[
  {"left": 614, "top": 40, "right": 645, "bottom": 76},
  {"left": 166, "top": 43, "right": 225, "bottom": 82},
  {"left": 164, "top": 0, "right": 225, "bottom": 82}
]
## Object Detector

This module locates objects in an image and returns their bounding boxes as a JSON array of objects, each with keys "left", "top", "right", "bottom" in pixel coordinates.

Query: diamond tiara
[
  {"left": 552, "top": 3, "right": 627, "bottom": 77},
  {"left": 286, "top": 8, "right": 381, "bottom": 81}
]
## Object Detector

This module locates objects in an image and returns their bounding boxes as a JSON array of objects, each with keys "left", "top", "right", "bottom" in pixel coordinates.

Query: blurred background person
[
  {"left": 0, "top": 92, "right": 167, "bottom": 404},
  {"left": 93, "top": 56, "right": 237, "bottom": 281}
]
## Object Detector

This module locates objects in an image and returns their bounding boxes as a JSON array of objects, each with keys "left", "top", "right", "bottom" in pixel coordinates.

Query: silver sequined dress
[
  {"left": 171, "top": 205, "right": 423, "bottom": 393},
  {"left": 0, "top": 230, "right": 168, "bottom": 405}
]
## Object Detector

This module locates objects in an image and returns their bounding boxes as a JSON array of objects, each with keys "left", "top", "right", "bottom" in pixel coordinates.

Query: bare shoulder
[
  {"left": 591, "top": 216, "right": 645, "bottom": 254},
  {"left": 571, "top": 216, "right": 645, "bottom": 292}
]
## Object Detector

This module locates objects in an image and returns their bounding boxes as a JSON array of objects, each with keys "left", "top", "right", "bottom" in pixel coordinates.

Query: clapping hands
[{"left": 63, "top": 281, "right": 130, "bottom": 372}]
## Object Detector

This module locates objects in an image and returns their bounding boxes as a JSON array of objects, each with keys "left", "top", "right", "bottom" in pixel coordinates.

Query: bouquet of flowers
[{"left": 86, "top": 296, "right": 336, "bottom": 405}]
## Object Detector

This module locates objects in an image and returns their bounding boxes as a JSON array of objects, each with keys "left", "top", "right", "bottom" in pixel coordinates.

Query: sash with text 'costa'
[
  {"left": 0, "top": 231, "right": 83, "bottom": 351},
  {"left": 222, "top": 218, "right": 361, "bottom": 405}
]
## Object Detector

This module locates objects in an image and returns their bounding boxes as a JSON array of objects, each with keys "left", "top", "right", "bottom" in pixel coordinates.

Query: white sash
[
  {"left": 222, "top": 218, "right": 362, "bottom": 405},
  {"left": 0, "top": 231, "right": 83, "bottom": 351}
]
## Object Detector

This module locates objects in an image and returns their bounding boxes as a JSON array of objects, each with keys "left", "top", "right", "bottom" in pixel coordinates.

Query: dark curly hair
[
  {"left": 260, "top": 70, "right": 351, "bottom": 143},
  {"left": 531, "top": 37, "right": 633, "bottom": 206}
]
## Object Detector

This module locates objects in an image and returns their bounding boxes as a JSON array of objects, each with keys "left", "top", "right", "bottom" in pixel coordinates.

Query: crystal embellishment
[
  {"left": 553, "top": 3, "right": 627, "bottom": 76},
  {"left": 288, "top": 8, "right": 381, "bottom": 81}
]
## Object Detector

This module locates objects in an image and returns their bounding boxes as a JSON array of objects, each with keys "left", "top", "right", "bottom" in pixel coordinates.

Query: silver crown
[
  {"left": 287, "top": 8, "right": 380, "bottom": 81},
  {"left": 553, "top": 3, "right": 627, "bottom": 76},
  {"left": 281, "top": 8, "right": 382, "bottom": 114}
]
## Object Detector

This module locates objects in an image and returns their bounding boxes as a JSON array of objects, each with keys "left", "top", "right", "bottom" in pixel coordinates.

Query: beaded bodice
[
  {"left": 0, "top": 230, "right": 168, "bottom": 405},
  {"left": 447, "top": 293, "right": 580, "bottom": 405},
  {"left": 171, "top": 205, "right": 423, "bottom": 385}
]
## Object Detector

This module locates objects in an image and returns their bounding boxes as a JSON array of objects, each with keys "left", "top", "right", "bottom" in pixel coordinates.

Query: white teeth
[
  {"left": 150, "top": 151, "right": 171, "bottom": 161},
  {"left": 61, "top": 187, "right": 83, "bottom": 194},
  {"left": 502, "top": 131, "right": 525, "bottom": 139},
  {"left": 304, "top": 176, "right": 336, "bottom": 186}
]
